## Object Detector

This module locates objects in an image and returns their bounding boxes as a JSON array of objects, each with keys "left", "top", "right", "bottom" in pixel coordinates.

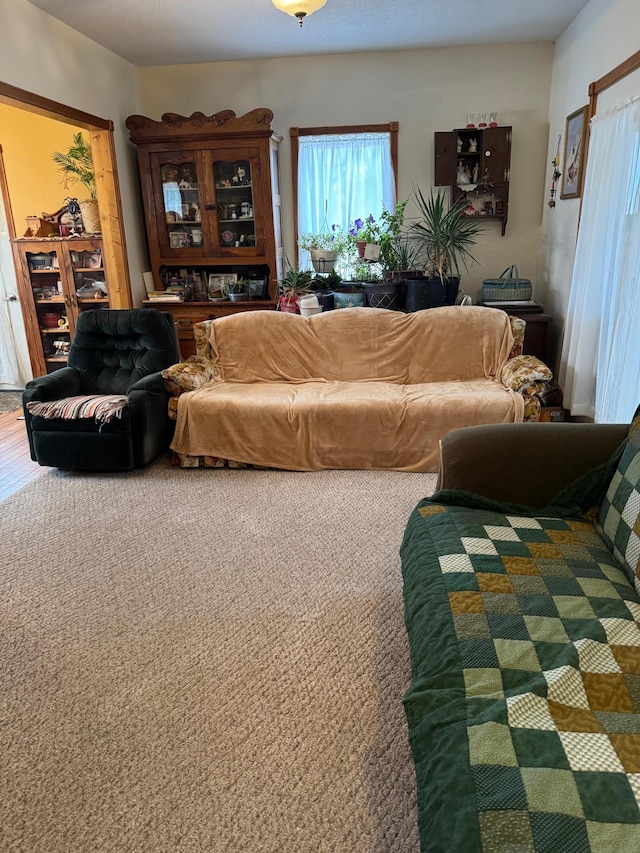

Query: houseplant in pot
[
  {"left": 407, "top": 187, "right": 485, "bottom": 312},
  {"left": 298, "top": 225, "right": 350, "bottom": 274},
  {"left": 277, "top": 262, "right": 313, "bottom": 313},
  {"left": 52, "top": 132, "right": 101, "bottom": 234}
]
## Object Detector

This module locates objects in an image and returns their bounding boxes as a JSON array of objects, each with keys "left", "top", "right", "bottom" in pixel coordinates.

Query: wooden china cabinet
[
  {"left": 11, "top": 236, "right": 124, "bottom": 377},
  {"left": 434, "top": 125, "right": 512, "bottom": 235},
  {"left": 125, "top": 108, "right": 284, "bottom": 357}
]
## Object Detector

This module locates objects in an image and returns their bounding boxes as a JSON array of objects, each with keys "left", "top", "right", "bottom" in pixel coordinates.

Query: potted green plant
[
  {"left": 277, "top": 262, "right": 313, "bottom": 313},
  {"left": 228, "top": 279, "right": 250, "bottom": 302},
  {"left": 406, "top": 187, "right": 485, "bottom": 311},
  {"left": 298, "top": 224, "right": 350, "bottom": 274},
  {"left": 52, "top": 132, "right": 101, "bottom": 234}
]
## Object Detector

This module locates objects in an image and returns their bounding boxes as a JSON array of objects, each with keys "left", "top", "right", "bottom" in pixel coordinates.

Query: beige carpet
[{"left": 0, "top": 457, "right": 437, "bottom": 852}]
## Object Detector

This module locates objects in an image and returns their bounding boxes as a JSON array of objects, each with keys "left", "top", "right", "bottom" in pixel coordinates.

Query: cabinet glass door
[
  {"left": 26, "top": 248, "right": 70, "bottom": 371},
  {"left": 212, "top": 150, "right": 261, "bottom": 254},
  {"left": 70, "top": 242, "right": 109, "bottom": 318},
  {"left": 154, "top": 154, "right": 204, "bottom": 255}
]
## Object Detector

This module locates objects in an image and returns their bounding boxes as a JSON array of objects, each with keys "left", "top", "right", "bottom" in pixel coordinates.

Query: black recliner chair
[{"left": 23, "top": 308, "right": 179, "bottom": 471}]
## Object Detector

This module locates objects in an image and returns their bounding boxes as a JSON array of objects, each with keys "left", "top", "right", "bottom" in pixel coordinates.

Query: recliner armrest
[
  {"left": 438, "top": 422, "right": 629, "bottom": 508},
  {"left": 23, "top": 367, "right": 82, "bottom": 403}
]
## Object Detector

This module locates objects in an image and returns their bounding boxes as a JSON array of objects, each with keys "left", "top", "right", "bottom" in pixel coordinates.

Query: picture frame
[
  {"left": 169, "top": 231, "right": 189, "bottom": 249},
  {"left": 560, "top": 106, "right": 588, "bottom": 199}
]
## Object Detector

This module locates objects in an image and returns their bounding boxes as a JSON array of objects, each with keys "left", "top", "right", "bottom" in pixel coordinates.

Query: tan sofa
[{"left": 162, "top": 306, "right": 553, "bottom": 472}]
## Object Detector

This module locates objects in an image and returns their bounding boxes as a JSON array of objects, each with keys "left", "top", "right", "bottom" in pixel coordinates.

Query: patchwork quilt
[{"left": 401, "top": 499, "right": 640, "bottom": 852}]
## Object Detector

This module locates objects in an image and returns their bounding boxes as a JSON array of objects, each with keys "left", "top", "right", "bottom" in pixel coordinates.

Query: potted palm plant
[
  {"left": 52, "top": 133, "right": 101, "bottom": 234},
  {"left": 406, "top": 187, "right": 485, "bottom": 311}
]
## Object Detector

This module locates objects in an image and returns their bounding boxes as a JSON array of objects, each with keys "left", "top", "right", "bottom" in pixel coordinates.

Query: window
[{"left": 290, "top": 123, "right": 398, "bottom": 273}]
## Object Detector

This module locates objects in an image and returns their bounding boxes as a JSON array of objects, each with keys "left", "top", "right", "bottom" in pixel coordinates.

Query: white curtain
[
  {"left": 559, "top": 96, "right": 640, "bottom": 422},
  {"left": 297, "top": 132, "right": 396, "bottom": 269}
]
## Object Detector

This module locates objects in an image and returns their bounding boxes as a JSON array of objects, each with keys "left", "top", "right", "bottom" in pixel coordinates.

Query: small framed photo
[
  {"left": 561, "top": 106, "right": 588, "bottom": 199},
  {"left": 169, "top": 231, "right": 189, "bottom": 249}
]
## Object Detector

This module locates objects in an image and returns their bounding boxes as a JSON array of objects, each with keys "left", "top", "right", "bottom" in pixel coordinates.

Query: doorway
[{"left": 0, "top": 81, "right": 131, "bottom": 380}]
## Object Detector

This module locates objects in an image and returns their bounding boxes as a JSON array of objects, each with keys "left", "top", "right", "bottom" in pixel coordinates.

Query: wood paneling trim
[
  {"left": 89, "top": 130, "right": 132, "bottom": 307},
  {"left": 0, "top": 82, "right": 112, "bottom": 130}
]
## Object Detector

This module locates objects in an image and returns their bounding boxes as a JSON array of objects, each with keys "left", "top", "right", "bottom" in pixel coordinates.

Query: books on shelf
[{"left": 146, "top": 291, "right": 183, "bottom": 302}]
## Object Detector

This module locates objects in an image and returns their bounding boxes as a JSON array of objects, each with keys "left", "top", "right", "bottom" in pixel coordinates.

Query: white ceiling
[{"left": 27, "top": 0, "right": 591, "bottom": 67}]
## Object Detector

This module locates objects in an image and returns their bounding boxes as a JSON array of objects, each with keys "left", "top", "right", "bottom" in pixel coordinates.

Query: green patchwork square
[
  {"left": 524, "top": 615, "right": 570, "bottom": 643},
  {"left": 596, "top": 711, "right": 640, "bottom": 734},
  {"left": 464, "top": 667, "right": 504, "bottom": 698},
  {"left": 467, "top": 697, "right": 509, "bottom": 726},
  {"left": 500, "top": 669, "right": 546, "bottom": 696},
  {"left": 487, "top": 614, "right": 530, "bottom": 640},
  {"left": 586, "top": 820, "right": 640, "bottom": 849},
  {"left": 544, "top": 576, "right": 585, "bottom": 597},
  {"left": 530, "top": 813, "right": 589, "bottom": 851},
  {"left": 494, "top": 638, "right": 541, "bottom": 671},
  {"left": 519, "top": 595, "right": 560, "bottom": 618},
  {"left": 574, "top": 771, "right": 640, "bottom": 822},
  {"left": 444, "top": 573, "right": 479, "bottom": 592},
  {"left": 534, "top": 641, "right": 574, "bottom": 671},
  {"left": 472, "top": 765, "right": 527, "bottom": 810},
  {"left": 562, "top": 618, "right": 607, "bottom": 644},
  {"left": 482, "top": 592, "right": 521, "bottom": 614},
  {"left": 590, "top": 597, "right": 632, "bottom": 619},
  {"left": 459, "top": 639, "right": 499, "bottom": 669},
  {"left": 454, "top": 613, "right": 491, "bottom": 639},
  {"left": 511, "top": 728, "right": 570, "bottom": 769},
  {"left": 553, "top": 595, "right": 597, "bottom": 620},
  {"left": 614, "top": 523, "right": 633, "bottom": 561},
  {"left": 578, "top": 577, "right": 621, "bottom": 598},
  {"left": 535, "top": 559, "right": 575, "bottom": 577},
  {"left": 478, "top": 811, "right": 534, "bottom": 852},
  {"left": 468, "top": 722, "right": 518, "bottom": 766},
  {"left": 469, "top": 555, "right": 506, "bottom": 573},
  {"left": 510, "top": 576, "right": 548, "bottom": 595},
  {"left": 521, "top": 767, "right": 584, "bottom": 817},
  {"left": 516, "top": 529, "right": 555, "bottom": 543},
  {"left": 569, "top": 558, "right": 610, "bottom": 579}
]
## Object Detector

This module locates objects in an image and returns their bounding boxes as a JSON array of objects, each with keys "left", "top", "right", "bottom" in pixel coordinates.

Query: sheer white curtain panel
[
  {"left": 559, "top": 96, "right": 640, "bottom": 422},
  {"left": 297, "top": 132, "right": 395, "bottom": 269}
]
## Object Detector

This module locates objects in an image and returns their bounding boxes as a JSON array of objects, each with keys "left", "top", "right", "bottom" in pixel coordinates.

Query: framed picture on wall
[{"left": 561, "top": 106, "right": 588, "bottom": 199}]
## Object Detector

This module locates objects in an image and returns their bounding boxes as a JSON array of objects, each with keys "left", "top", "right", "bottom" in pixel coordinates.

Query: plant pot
[
  {"left": 79, "top": 198, "right": 100, "bottom": 234},
  {"left": 318, "top": 290, "right": 334, "bottom": 311},
  {"left": 362, "top": 280, "right": 403, "bottom": 311},
  {"left": 229, "top": 291, "right": 249, "bottom": 302},
  {"left": 404, "top": 276, "right": 459, "bottom": 312},
  {"left": 333, "top": 285, "right": 365, "bottom": 309},
  {"left": 309, "top": 249, "right": 338, "bottom": 274},
  {"left": 279, "top": 294, "right": 300, "bottom": 314}
]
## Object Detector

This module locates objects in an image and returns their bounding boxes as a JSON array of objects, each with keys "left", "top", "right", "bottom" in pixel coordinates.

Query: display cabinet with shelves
[
  {"left": 434, "top": 125, "right": 512, "bottom": 235},
  {"left": 126, "top": 108, "right": 284, "bottom": 302},
  {"left": 12, "top": 237, "right": 115, "bottom": 376}
]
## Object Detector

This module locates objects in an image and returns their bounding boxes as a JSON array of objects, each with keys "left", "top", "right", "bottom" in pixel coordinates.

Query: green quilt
[{"left": 401, "top": 497, "right": 640, "bottom": 852}]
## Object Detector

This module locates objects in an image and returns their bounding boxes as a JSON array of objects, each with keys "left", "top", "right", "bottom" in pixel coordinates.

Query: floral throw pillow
[
  {"left": 597, "top": 408, "right": 640, "bottom": 593},
  {"left": 161, "top": 356, "right": 216, "bottom": 396}
]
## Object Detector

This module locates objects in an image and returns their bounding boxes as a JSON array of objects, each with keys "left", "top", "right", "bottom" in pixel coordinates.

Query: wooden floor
[{"left": 0, "top": 406, "right": 46, "bottom": 503}]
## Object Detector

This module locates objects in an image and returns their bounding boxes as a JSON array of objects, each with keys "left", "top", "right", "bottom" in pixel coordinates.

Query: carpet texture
[
  {"left": 0, "top": 390, "right": 23, "bottom": 413},
  {"left": 0, "top": 457, "right": 437, "bottom": 852}
]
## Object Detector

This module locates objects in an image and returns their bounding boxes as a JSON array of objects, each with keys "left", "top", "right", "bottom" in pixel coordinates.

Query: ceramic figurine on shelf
[
  {"left": 457, "top": 161, "right": 471, "bottom": 185},
  {"left": 457, "top": 136, "right": 463, "bottom": 153},
  {"left": 472, "top": 163, "right": 480, "bottom": 183},
  {"left": 468, "top": 138, "right": 478, "bottom": 153}
]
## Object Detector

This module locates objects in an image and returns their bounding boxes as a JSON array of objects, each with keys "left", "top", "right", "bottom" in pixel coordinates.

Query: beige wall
[
  {"left": 542, "top": 0, "right": 640, "bottom": 370},
  {"left": 138, "top": 43, "right": 554, "bottom": 301},
  {"left": 0, "top": 106, "right": 89, "bottom": 233}
]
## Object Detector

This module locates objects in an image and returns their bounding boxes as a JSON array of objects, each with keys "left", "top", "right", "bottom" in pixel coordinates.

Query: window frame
[{"left": 289, "top": 122, "right": 399, "bottom": 249}]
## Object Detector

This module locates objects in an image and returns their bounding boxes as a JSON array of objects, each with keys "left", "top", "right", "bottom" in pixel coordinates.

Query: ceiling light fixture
[{"left": 271, "top": 0, "right": 328, "bottom": 27}]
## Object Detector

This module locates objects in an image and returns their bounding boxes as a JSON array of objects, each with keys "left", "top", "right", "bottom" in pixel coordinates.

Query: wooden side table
[{"left": 480, "top": 302, "right": 552, "bottom": 363}]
